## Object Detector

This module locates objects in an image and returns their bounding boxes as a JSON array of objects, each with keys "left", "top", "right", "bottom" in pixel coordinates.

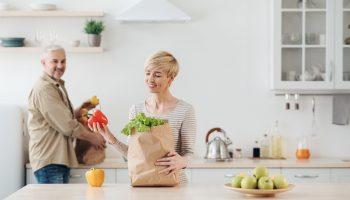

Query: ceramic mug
[{"left": 70, "top": 40, "right": 80, "bottom": 47}]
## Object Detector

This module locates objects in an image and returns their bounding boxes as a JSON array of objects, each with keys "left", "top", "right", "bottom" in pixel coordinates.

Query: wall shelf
[
  {"left": 0, "top": 47, "right": 104, "bottom": 53},
  {"left": 0, "top": 11, "right": 104, "bottom": 17}
]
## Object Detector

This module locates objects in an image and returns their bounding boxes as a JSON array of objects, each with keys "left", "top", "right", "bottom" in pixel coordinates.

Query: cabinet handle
[
  {"left": 225, "top": 174, "right": 234, "bottom": 178},
  {"left": 69, "top": 174, "right": 82, "bottom": 178},
  {"left": 329, "top": 61, "right": 335, "bottom": 82},
  {"left": 294, "top": 174, "right": 319, "bottom": 179}
]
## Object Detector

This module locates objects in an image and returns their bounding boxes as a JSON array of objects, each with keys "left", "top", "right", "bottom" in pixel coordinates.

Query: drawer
[
  {"left": 191, "top": 168, "right": 280, "bottom": 184},
  {"left": 26, "top": 169, "right": 36, "bottom": 184},
  {"left": 69, "top": 169, "right": 116, "bottom": 184},
  {"left": 116, "top": 169, "right": 130, "bottom": 183},
  {"left": 281, "top": 168, "right": 331, "bottom": 183},
  {"left": 330, "top": 169, "right": 350, "bottom": 183}
]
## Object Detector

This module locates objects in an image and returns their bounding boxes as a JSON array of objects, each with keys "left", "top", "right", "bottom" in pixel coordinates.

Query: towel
[{"left": 332, "top": 94, "right": 350, "bottom": 125}]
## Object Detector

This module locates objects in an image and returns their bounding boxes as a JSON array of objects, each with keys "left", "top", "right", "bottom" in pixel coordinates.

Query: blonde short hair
[{"left": 145, "top": 51, "right": 179, "bottom": 79}]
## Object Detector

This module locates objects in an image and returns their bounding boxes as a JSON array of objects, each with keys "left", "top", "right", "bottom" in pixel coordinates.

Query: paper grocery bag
[{"left": 127, "top": 123, "right": 179, "bottom": 187}]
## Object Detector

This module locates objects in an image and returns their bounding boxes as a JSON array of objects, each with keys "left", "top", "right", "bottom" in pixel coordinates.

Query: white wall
[{"left": 1, "top": 0, "right": 350, "bottom": 159}]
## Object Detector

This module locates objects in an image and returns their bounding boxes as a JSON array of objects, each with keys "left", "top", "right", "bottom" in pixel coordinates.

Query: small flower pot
[{"left": 87, "top": 34, "right": 101, "bottom": 47}]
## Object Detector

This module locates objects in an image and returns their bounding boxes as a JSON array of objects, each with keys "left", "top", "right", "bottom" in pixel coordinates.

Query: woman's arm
[
  {"left": 155, "top": 105, "right": 197, "bottom": 174},
  {"left": 90, "top": 123, "right": 128, "bottom": 157},
  {"left": 179, "top": 105, "right": 197, "bottom": 158}
]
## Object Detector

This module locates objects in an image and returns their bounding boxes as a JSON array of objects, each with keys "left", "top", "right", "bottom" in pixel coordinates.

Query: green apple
[
  {"left": 253, "top": 165, "right": 269, "bottom": 180},
  {"left": 272, "top": 174, "right": 288, "bottom": 189},
  {"left": 231, "top": 176, "right": 244, "bottom": 188},
  {"left": 231, "top": 172, "right": 248, "bottom": 188},
  {"left": 258, "top": 177, "right": 274, "bottom": 190},
  {"left": 241, "top": 176, "right": 257, "bottom": 189}
]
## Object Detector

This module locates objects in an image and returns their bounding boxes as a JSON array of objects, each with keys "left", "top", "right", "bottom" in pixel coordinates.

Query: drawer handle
[
  {"left": 225, "top": 174, "right": 234, "bottom": 178},
  {"left": 294, "top": 174, "right": 319, "bottom": 179},
  {"left": 69, "top": 174, "right": 82, "bottom": 178}
]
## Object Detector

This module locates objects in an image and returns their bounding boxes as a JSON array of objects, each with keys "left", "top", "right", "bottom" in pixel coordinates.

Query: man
[{"left": 27, "top": 45, "right": 105, "bottom": 184}]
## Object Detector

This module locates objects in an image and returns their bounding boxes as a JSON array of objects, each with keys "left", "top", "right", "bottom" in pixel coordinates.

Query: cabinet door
[
  {"left": 281, "top": 168, "right": 331, "bottom": 183},
  {"left": 191, "top": 168, "right": 281, "bottom": 184},
  {"left": 116, "top": 169, "right": 192, "bottom": 184},
  {"left": 116, "top": 169, "right": 130, "bottom": 183},
  {"left": 273, "top": 0, "right": 334, "bottom": 91},
  {"left": 335, "top": 0, "right": 350, "bottom": 89},
  {"left": 26, "top": 168, "right": 117, "bottom": 184},
  {"left": 26, "top": 169, "right": 36, "bottom": 184},
  {"left": 69, "top": 169, "right": 116, "bottom": 184},
  {"left": 330, "top": 169, "right": 350, "bottom": 183}
]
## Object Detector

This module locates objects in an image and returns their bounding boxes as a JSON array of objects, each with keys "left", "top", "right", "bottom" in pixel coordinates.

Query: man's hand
[
  {"left": 80, "top": 99, "right": 97, "bottom": 111},
  {"left": 88, "top": 131, "right": 106, "bottom": 150}
]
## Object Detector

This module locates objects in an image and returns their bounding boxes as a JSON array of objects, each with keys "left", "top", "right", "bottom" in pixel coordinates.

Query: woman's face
[{"left": 145, "top": 66, "right": 173, "bottom": 94}]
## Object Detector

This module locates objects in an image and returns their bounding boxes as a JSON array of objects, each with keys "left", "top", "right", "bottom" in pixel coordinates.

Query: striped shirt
[{"left": 129, "top": 99, "right": 196, "bottom": 183}]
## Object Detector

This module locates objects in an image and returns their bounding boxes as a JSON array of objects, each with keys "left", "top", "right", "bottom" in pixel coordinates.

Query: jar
[
  {"left": 296, "top": 136, "right": 311, "bottom": 159},
  {"left": 234, "top": 148, "right": 242, "bottom": 159}
]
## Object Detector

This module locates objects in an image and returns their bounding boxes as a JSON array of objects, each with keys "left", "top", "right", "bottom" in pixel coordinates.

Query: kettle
[{"left": 204, "top": 127, "right": 232, "bottom": 161}]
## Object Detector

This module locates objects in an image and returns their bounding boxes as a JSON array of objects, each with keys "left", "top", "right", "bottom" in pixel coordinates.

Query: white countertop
[
  {"left": 5, "top": 183, "right": 350, "bottom": 200},
  {"left": 26, "top": 158, "right": 350, "bottom": 169}
]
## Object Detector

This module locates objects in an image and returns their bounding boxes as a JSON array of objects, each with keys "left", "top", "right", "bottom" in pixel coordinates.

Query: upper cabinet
[{"left": 272, "top": 0, "right": 350, "bottom": 93}]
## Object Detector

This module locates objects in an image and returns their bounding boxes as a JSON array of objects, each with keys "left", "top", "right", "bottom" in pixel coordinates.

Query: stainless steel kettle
[{"left": 204, "top": 127, "right": 232, "bottom": 161}]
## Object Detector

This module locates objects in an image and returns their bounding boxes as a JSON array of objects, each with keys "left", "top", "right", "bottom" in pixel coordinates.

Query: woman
[{"left": 91, "top": 51, "right": 196, "bottom": 183}]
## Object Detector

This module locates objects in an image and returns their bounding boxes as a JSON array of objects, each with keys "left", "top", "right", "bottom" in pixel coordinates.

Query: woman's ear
[{"left": 168, "top": 77, "right": 174, "bottom": 87}]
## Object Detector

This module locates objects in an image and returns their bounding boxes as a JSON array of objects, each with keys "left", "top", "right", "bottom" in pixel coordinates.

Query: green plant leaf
[{"left": 121, "top": 113, "right": 165, "bottom": 136}]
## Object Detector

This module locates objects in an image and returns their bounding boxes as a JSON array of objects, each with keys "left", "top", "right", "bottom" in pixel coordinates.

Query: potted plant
[{"left": 84, "top": 19, "right": 105, "bottom": 47}]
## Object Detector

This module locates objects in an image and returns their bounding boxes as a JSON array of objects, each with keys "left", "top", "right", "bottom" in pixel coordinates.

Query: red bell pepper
[{"left": 88, "top": 109, "right": 108, "bottom": 127}]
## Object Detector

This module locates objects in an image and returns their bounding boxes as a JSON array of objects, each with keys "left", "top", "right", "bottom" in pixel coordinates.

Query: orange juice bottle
[{"left": 296, "top": 136, "right": 311, "bottom": 159}]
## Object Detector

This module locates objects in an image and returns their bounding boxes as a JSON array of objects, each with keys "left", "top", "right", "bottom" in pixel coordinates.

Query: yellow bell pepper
[
  {"left": 90, "top": 96, "right": 100, "bottom": 106},
  {"left": 85, "top": 168, "right": 105, "bottom": 187}
]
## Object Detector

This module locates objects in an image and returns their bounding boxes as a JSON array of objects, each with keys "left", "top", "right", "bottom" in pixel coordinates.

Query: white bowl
[{"left": 30, "top": 3, "right": 57, "bottom": 11}]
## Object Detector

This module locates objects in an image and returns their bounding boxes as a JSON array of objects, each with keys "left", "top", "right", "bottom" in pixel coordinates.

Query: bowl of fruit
[{"left": 225, "top": 165, "right": 294, "bottom": 197}]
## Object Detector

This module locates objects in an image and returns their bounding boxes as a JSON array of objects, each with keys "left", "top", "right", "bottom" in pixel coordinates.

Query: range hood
[{"left": 116, "top": 0, "right": 191, "bottom": 22}]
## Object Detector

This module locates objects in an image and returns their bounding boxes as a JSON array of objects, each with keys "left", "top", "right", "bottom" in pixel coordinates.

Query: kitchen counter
[
  {"left": 25, "top": 158, "right": 350, "bottom": 169},
  {"left": 5, "top": 183, "right": 350, "bottom": 200}
]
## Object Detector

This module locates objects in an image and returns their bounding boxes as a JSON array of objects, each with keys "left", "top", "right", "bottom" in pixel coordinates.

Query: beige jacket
[{"left": 28, "top": 72, "right": 85, "bottom": 172}]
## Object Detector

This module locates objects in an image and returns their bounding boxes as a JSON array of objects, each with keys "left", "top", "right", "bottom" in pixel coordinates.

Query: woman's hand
[
  {"left": 88, "top": 123, "right": 117, "bottom": 145},
  {"left": 155, "top": 151, "right": 187, "bottom": 175}
]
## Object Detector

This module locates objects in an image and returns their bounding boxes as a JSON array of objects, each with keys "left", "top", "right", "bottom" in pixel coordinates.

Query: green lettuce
[{"left": 121, "top": 113, "right": 165, "bottom": 136}]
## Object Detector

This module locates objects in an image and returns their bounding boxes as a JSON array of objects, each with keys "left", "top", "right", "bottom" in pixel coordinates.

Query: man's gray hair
[
  {"left": 43, "top": 44, "right": 65, "bottom": 54},
  {"left": 41, "top": 44, "right": 65, "bottom": 59}
]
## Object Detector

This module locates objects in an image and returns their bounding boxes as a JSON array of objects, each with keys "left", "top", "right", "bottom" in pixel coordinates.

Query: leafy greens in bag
[{"left": 121, "top": 113, "right": 165, "bottom": 136}]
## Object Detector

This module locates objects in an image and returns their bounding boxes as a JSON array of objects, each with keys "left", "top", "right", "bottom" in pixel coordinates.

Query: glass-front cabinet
[
  {"left": 272, "top": 0, "right": 350, "bottom": 93},
  {"left": 335, "top": 0, "right": 350, "bottom": 89}
]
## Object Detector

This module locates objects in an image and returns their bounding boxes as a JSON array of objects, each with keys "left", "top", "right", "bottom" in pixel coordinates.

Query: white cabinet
[
  {"left": 26, "top": 168, "right": 117, "bottom": 184},
  {"left": 281, "top": 168, "right": 331, "bottom": 183},
  {"left": 26, "top": 169, "right": 36, "bottom": 184},
  {"left": 330, "top": 169, "right": 350, "bottom": 183},
  {"left": 272, "top": 0, "right": 350, "bottom": 93},
  {"left": 26, "top": 167, "right": 350, "bottom": 184},
  {"left": 69, "top": 169, "right": 116, "bottom": 184},
  {"left": 335, "top": 1, "right": 350, "bottom": 89},
  {"left": 190, "top": 168, "right": 281, "bottom": 184},
  {"left": 116, "top": 169, "right": 130, "bottom": 183}
]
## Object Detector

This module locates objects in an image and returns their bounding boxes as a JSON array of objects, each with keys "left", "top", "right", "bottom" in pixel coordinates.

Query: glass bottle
[
  {"left": 260, "top": 134, "right": 270, "bottom": 158},
  {"left": 271, "top": 121, "right": 283, "bottom": 158},
  {"left": 296, "top": 136, "right": 311, "bottom": 159},
  {"left": 253, "top": 141, "right": 260, "bottom": 158}
]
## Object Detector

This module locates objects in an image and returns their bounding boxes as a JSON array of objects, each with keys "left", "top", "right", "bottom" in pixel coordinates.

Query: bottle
[
  {"left": 296, "top": 136, "right": 311, "bottom": 159},
  {"left": 234, "top": 148, "right": 242, "bottom": 159},
  {"left": 253, "top": 141, "right": 260, "bottom": 158},
  {"left": 260, "top": 134, "right": 270, "bottom": 158},
  {"left": 271, "top": 121, "right": 283, "bottom": 158}
]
